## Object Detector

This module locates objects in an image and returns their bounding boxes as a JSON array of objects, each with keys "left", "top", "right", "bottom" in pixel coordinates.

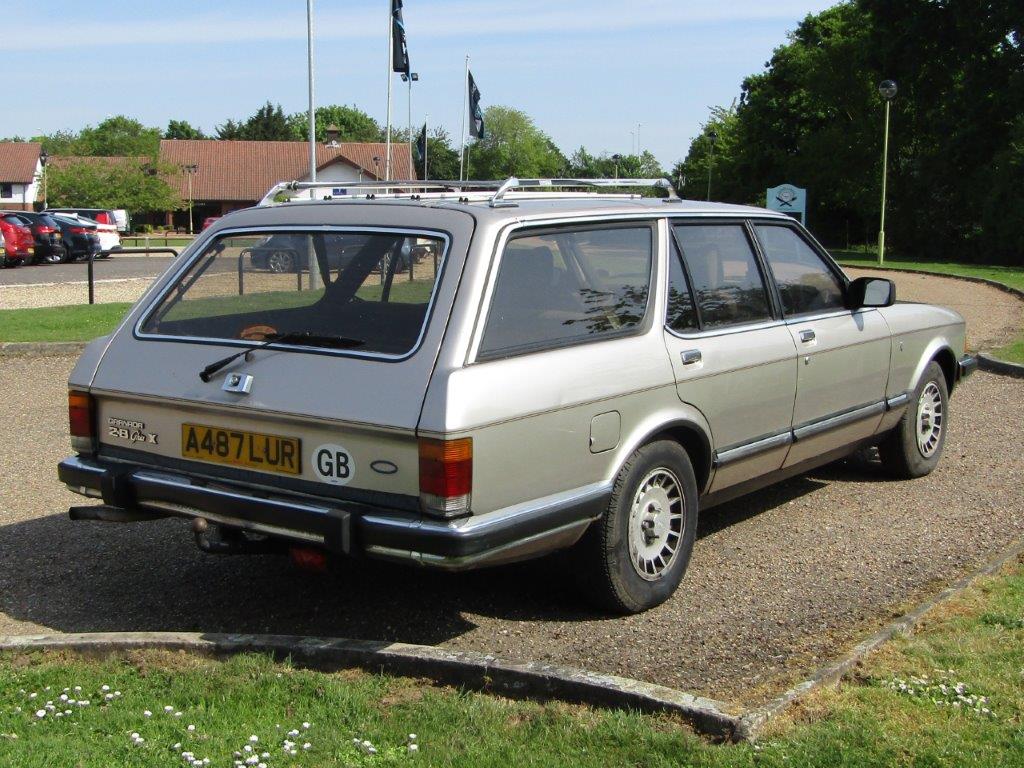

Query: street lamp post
[
  {"left": 611, "top": 153, "right": 622, "bottom": 180},
  {"left": 39, "top": 149, "right": 48, "bottom": 209},
  {"left": 183, "top": 164, "right": 199, "bottom": 234},
  {"left": 706, "top": 130, "right": 718, "bottom": 201},
  {"left": 877, "top": 79, "right": 897, "bottom": 265}
]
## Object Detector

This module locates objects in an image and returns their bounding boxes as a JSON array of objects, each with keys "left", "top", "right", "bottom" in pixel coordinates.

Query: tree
[
  {"left": 468, "top": 106, "right": 566, "bottom": 179},
  {"left": 671, "top": 106, "right": 744, "bottom": 202},
  {"left": 672, "top": 1, "right": 1023, "bottom": 262},
  {"left": 287, "top": 105, "right": 382, "bottom": 143},
  {"left": 216, "top": 102, "right": 293, "bottom": 141},
  {"left": 75, "top": 116, "right": 162, "bottom": 156},
  {"left": 420, "top": 127, "right": 460, "bottom": 180},
  {"left": 165, "top": 120, "right": 206, "bottom": 140},
  {"left": 47, "top": 159, "right": 181, "bottom": 214},
  {"left": 569, "top": 148, "right": 666, "bottom": 180}
]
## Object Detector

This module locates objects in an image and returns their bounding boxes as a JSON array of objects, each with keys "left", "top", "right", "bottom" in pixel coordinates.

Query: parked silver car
[{"left": 59, "top": 178, "right": 977, "bottom": 613}]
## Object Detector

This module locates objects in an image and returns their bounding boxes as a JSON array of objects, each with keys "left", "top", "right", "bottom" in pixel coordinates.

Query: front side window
[
  {"left": 667, "top": 239, "right": 698, "bottom": 332},
  {"left": 479, "top": 224, "right": 653, "bottom": 359},
  {"left": 673, "top": 224, "right": 772, "bottom": 328},
  {"left": 139, "top": 229, "right": 446, "bottom": 358},
  {"left": 755, "top": 225, "right": 845, "bottom": 316}
]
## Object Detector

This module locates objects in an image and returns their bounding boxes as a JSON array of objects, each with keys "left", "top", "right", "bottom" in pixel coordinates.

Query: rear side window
[
  {"left": 479, "top": 225, "right": 653, "bottom": 359},
  {"left": 139, "top": 229, "right": 446, "bottom": 358},
  {"left": 755, "top": 225, "right": 845, "bottom": 316},
  {"left": 673, "top": 224, "right": 772, "bottom": 328}
]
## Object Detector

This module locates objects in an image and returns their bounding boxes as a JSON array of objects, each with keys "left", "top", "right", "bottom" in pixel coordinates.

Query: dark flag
[
  {"left": 391, "top": 0, "right": 410, "bottom": 76},
  {"left": 415, "top": 123, "right": 428, "bottom": 163},
  {"left": 468, "top": 70, "right": 485, "bottom": 139}
]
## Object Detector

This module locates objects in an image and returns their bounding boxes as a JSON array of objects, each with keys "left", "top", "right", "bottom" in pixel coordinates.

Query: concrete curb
[
  {"left": 735, "top": 536, "right": 1024, "bottom": 741},
  {"left": 0, "top": 341, "right": 88, "bottom": 357},
  {"left": 977, "top": 353, "right": 1024, "bottom": 379},
  {"left": 0, "top": 632, "right": 741, "bottom": 741}
]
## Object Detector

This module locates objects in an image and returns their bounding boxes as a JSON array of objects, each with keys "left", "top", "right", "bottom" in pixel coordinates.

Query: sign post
[{"left": 766, "top": 184, "right": 807, "bottom": 225}]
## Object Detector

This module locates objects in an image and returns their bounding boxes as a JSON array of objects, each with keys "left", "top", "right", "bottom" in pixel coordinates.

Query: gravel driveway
[{"left": 1, "top": 271, "right": 1022, "bottom": 708}]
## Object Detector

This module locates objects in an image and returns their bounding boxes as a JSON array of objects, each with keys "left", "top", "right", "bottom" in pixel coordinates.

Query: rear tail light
[
  {"left": 34, "top": 225, "right": 55, "bottom": 234},
  {"left": 68, "top": 226, "right": 89, "bottom": 234},
  {"left": 68, "top": 390, "right": 96, "bottom": 453},
  {"left": 418, "top": 437, "right": 472, "bottom": 517}
]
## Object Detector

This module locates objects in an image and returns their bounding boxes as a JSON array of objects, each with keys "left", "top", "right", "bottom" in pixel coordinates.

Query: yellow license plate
[{"left": 181, "top": 423, "right": 301, "bottom": 475}]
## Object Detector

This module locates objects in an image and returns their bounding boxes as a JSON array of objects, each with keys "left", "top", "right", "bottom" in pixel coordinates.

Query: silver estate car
[{"left": 59, "top": 178, "right": 977, "bottom": 613}]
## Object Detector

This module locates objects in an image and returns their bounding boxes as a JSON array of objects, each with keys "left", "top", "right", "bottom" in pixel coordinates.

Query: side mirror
[{"left": 847, "top": 276, "right": 895, "bottom": 309}]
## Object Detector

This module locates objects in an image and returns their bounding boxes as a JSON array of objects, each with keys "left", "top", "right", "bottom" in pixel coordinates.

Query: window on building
[{"left": 0, "top": 184, "right": 13, "bottom": 199}]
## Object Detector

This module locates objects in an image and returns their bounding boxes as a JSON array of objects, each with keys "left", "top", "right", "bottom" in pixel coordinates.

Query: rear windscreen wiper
[{"left": 198, "top": 332, "right": 365, "bottom": 382}]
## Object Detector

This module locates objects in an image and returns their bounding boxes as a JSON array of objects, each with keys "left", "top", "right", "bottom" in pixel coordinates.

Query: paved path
[{"left": 0, "top": 272, "right": 1022, "bottom": 708}]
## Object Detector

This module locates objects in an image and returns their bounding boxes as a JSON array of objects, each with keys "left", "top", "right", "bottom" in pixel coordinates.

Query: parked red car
[{"left": 0, "top": 214, "right": 34, "bottom": 267}]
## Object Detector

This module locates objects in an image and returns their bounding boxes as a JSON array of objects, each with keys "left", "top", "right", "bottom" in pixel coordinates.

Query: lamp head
[{"left": 878, "top": 80, "right": 898, "bottom": 101}]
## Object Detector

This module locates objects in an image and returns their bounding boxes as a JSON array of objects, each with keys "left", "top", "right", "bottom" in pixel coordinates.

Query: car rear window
[
  {"left": 479, "top": 224, "right": 654, "bottom": 359},
  {"left": 138, "top": 229, "right": 447, "bottom": 358}
]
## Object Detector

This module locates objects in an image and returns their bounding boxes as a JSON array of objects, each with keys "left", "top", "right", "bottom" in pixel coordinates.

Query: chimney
[{"left": 324, "top": 124, "right": 340, "bottom": 147}]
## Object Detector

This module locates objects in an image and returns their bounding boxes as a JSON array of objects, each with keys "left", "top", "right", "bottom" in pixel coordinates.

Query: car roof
[{"left": 264, "top": 195, "right": 789, "bottom": 227}]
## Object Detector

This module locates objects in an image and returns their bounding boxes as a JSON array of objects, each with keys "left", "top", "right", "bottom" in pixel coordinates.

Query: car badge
[{"left": 222, "top": 372, "right": 254, "bottom": 394}]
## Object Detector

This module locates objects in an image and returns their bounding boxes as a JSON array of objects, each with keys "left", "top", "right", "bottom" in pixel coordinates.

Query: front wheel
[
  {"left": 878, "top": 360, "right": 949, "bottom": 478},
  {"left": 575, "top": 440, "right": 698, "bottom": 614},
  {"left": 266, "top": 250, "right": 296, "bottom": 273}
]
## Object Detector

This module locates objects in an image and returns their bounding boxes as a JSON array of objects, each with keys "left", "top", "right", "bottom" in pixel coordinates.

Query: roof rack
[{"left": 257, "top": 177, "right": 679, "bottom": 208}]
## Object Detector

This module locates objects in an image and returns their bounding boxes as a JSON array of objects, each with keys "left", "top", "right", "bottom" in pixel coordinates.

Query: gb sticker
[{"left": 312, "top": 443, "right": 355, "bottom": 486}]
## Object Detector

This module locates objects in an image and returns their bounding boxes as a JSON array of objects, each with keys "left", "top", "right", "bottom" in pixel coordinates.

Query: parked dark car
[
  {"left": 243, "top": 232, "right": 426, "bottom": 275},
  {"left": 246, "top": 233, "right": 373, "bottom": 273},
  {"left": 0, "top": 214, "right": 34, "bottom": 267},
  {"left": 50, "top": 214, "right": 102, "bottom": 262},
  {"left": 0, "top": 211, "right": 65, "bottom": 264}
]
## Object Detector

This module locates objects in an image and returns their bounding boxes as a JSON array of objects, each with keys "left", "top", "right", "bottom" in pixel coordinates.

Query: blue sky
[{"left": 2, "top": 0, "right": 836, "bottom": 167}]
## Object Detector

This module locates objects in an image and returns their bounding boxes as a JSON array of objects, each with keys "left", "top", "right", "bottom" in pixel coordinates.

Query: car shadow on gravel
[{"left": 0, "top": 466, "right": 866, "bottom": 640}]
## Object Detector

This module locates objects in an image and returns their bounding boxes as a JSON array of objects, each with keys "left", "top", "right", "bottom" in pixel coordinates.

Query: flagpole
[
  {"left": 306, "top": 0, "right": 316, "bottom": 183},
  {"left": 459, "top": 55, "right": 469, "bottom": 181},
  {"left": 385, "top": 0, "right": 394, "bottom": 181},
  {"left": 407, "top": 75, "right": 413, "bottom": 178}
]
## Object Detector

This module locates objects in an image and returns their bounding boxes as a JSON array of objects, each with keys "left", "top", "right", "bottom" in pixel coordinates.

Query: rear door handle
[
  {"left": 681, "top": 349, "right": 702, "bottom": 365},
  {"left": 799, "top": 329, "right": 816, "bottom": 343}
]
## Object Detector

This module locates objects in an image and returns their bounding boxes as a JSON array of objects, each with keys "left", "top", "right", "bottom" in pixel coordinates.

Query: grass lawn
[
  {"left": 121, "top": 237, "right": 195, "bottom": 248},
  {"left": 1, "top": 561, "right": 1021, "bottom": 767},
  {"left": 0, "top": 303, "right": 132, "bottom": 343},
  {"left": 834, "top": 247, "right": 1024, "bottom": 363}
]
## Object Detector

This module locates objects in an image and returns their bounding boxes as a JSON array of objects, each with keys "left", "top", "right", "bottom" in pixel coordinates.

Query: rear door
[
  {"left": 662, "top": 221, "right": 797, "bottom": 494},
  {"left": 752, "top": 223, "right": 891, "bottom": 466},
  {"left": 88, "top": 204, "right": 476, "bottom": 502}
]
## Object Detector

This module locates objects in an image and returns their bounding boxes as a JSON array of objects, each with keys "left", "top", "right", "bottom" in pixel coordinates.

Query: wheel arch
[
  {"left": 615, "top": 416, "right": 714, "bottom": 496},
  {"left": 931, "top": 347, "right": 957, "bottom": 394}
]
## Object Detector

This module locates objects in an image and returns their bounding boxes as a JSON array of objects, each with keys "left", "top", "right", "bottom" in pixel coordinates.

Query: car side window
[
  {"left": 479, "top": 225, "right": 653, "bottom": 359},
  {"left": 672, "top": 224, "right": 772, "bottom": 328},
  {"left": 755, "top": 225, "right": 846, "bottom": 316},
  {"left": 667, "top": 239, "right": 698, "bottom": 332}
]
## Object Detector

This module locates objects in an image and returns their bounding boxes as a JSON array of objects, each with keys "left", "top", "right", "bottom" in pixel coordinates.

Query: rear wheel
[
  {"left": 575, "top": 440, "right": 698, "bottom": 614},
  {"left": 879, "top": 361, "right": 949, "bottom": 478}
]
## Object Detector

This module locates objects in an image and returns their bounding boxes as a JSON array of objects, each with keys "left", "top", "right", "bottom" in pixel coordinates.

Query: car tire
[
  {"left": 878, "top": 360, "right": 949, "bottom": 479},
  {"left": 266, "top": 250, "right": 296, "bottom": 273},
  {"left": 575, "top": 440, "right": 699, "bottom": 614},
  {"left": 59, "top": 245, "right": 74, "bottom": 263}
]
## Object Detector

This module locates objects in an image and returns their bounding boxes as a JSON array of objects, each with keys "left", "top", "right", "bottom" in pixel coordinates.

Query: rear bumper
[
  {"left": 958, "top": 353, "right": 978, "bottom": 381},
  {"left": 58, "top": 455, "right": 607, "bottom": 571}
]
